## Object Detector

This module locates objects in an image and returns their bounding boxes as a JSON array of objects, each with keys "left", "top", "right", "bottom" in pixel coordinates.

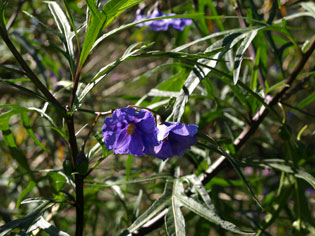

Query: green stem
[
  {"left": 75, "top": 174, "right": 84, "bottom": 236},
  {"left": 65, "top": 114, "right": 84, "bottom": 236}
]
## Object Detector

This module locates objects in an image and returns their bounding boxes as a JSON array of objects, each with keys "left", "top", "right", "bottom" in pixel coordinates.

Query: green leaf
[
  {"left": 94, "top": 13, "right": 203, "bottom": 51},
  {"left": 264, "top": 163, "right": 315, "bottom": 189},
  {"left": 0, "top": 79, "right": 48, "bottom": 102},
  {"left": 133, "top": 190, "right": 143, "bottom": 219},
  {"left": 123, "top": 177, "right": 253, "bottom": 235},
  {"left": 20, "top": 111, "right": 47, "bottom": 151},
  {"left": 0, "top": 201, "right": 52, "bottom": 236},
  {"left": 233, "top": 29, "right": 258, "bottom": 84},
  {"left": 16, "top": 181, "right": 36, "bottom": 208},
  {"left": 86, "top": 175, "right": 172, "bottom": 188},
  {"left": 0, "top": 64, "right": 26, "bottom": 75},
  {"left": 0, "top": 118, "right": 30, "bottom": 174},
  {"left": 171, "top": 27, "right": 265, "bottom": 122},
  {"left": 79, "top": 10, "right": 107, "bottom": 67},
  {"left": 175, "top": 182, "right": 254, "bottom": 234},
  {"left": 172, "top": 52, "right": 220, "bottom": 122},
  {"left": 178, "top": 195, "right": 253, "bottom": 234},
  {"left": 300, "top": 2, "right": 315, "bottom": 19},
  {"left": 79, "top": 0, "right": 144, "bottom": 67},
  {"left": 21, "top": 198, "right": 47, "bottom": 205},
  {"left": 264, "top": 79, "right": 287, "bottom": 94},
  {"left": 102, "top": 0, "right": 143, "bottom": 27},
  {"left": 257, "top": 174, "right": 293, "bottom": 235},
  {"left": 184, "top": 175, "right": 216, "bottom": 211},
  {"left": 85, "top": 0, "right": 101, "bottom": 18},
  {"left": 126, "top": 155, "right": 133, "bottom": 180},
  {"left": 78, "top": 42, "right": 152, "bottom": 104},
  {"left": 46, "top": 1, "right": 75, "bottom": 75},
  {"left": 48, "top": 172, "right": 67, "bottom": 194},
  {"left": 165, "top": 179, "right": 186, "bottom": 236},
  {"left": 29, "top": 216, "right": 70, "bottom": 236},
  {"left": 297, "top": 91, "right": 315, "bottom": 109},
  {"left": 172, "top": 27, "right": 260, "bottom": 52},
  {"left": 250, "top": 47, "right": 260, "bottom": 91},
  {"left": 126, "top": 180, "right": 173, "bottom": 234},
  {"left": 220, "top": 150, "right": 262, "bottom": 208},
  {"left": 0, "top": 103, "right": 65, "bottom": 139}
]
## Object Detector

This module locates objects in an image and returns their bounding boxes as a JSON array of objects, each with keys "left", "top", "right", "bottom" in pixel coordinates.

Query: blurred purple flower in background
[
  {"left": 306, "top": 188, "right": 314, "bottom": 196},
  {"left": 135, "top": 8, "right": 192, "bottom": 31},
  {"left": 102, "top": 108, "right": 159, "bottom": 157},
  {"left": 262, "top": 168, "right": 273, "bottom": 176},
  {"left": 135, "top": 8, "right": 150, "bottom": 27},
  {"left": 169, "top": 17, "right": 193, "bottom": 31},
  {"left": 145, "top": 122, "right": 198, "bottom": 160},
  {"left": 244, "top": 167, "right": 254, "bottom": 175}
]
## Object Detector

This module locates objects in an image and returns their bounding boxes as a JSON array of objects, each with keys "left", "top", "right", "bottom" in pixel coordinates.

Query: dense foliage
[{"left": 0, "top": 0, "right": 314, "bottom": 235}]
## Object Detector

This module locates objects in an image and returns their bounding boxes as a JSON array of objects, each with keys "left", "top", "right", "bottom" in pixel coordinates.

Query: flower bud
[
  {"left": 76, "top": 151, "right": 89, "bottom": 175},
  {"left": 63, "top": 157, "right": 73, "bottom": 175}
]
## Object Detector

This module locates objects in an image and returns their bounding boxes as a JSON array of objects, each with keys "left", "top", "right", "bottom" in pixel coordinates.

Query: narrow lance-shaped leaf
[
  {"left": 79, "top": 0, "right": 144, "bottom": 67},
  {"left": 171, "top": 27, "right": 265, "bottom": 122},
  {"left": 172, "top": 52, "right": 220, "bottom": 122},
  {"left": 0, "top": 117, "right": 30, "bottom": 174},
  {"left": 16, "top": 181, "right": 36, "bottom": 208},
  {"left": 264, "top": 163, "right": 315, "bottom": 189},
  {"left": 233, "top": 29, "right": 258, "bottom": 85},
  {"left": 165, "top": 179, "right": 186, "bottom": 236},
  {"left": 78, "top": 42, "right": 153, "bottom": 104},
  {"left": 124, "top": 180, "right": 173, "bottom": 234},
  {"left": 0, "top": 201, "right": 52, "bottom": 236},
  {"left": 28, "top": 216, "right": 70, "bottom": 236},
  {"left": 46, "top": 1, "right": 75, "bottom": 75},
  {"left": 184, "top": 174, "right": 216, "bottom": 211},
  {"left": 176, "top": 192, "right": 254, "bottom": 235},
  {"left": 220, "top": 149, "right": 262, "bottom": 208},
  {"left": 20, "top": 111, "right": 47, "bottom": 151}
]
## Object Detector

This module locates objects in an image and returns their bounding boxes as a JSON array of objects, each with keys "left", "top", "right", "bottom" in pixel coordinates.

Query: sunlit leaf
[{"left": 233, "top": 29, "right": 258, "bottom": 84}]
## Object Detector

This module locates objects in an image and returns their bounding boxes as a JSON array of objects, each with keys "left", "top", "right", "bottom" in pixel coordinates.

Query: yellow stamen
[
  {"left": 162, "top": 136, "right": 169, "bottom": 142},
  {"left": 126, "top": 123, "right": 136, "bottom": 135}
]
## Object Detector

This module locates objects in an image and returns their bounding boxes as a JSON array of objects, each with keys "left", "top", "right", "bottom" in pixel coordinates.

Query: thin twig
[
  {"left": 234, "top": 0, "right": 266, "bottom": 90},
  {"left": 6, "top": 0, "right": 27, "bottom": 30}
]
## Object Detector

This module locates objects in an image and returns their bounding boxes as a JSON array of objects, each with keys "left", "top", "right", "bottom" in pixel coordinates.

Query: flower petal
[
  {"left": 156, "top": 122, "right": 178, "bottom": 141},
  {"left": 172, "top": 123, "right": 198, "bottom": 136},
  {"left": 169, "top": 133, "right": 197, "bottom": 156},
  {"left": 113, "top": 128, "right": 132, "bottom": 155},
  {"left": 129, "top": 130, "right": 145, "bottom": 156},
  {"left": 153, "top": 141, "right": 174, "bottom": 160}
]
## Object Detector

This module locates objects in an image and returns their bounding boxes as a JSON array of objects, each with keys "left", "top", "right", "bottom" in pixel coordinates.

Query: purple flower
[
  {"left": 169, "top": 18, "right": 193, "bottom": 31},
  {"left": 145, "top": 122, "right": 198, "bottom": 160},
  {"left": 148, "top": 9, "right": 171, "bottom": 31},
  {"left": 306, "top": 188, "right": 314, "bottom": 196},
  {"left": 102, "top": 108, "right": 159, "bottom": 157},
  {"left": 135, "top": 8, "right": 150, "bottom": 27},
  {"left": 135, "top": 9, "right": 192, "bottom": 31}
]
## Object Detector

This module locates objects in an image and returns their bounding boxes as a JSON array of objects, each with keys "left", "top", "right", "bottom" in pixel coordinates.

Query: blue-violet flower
[
  {"left": 102, "top": 108, "right": 159, "bottom": 157},
  {"left": 145, "top": 122, "right": 198, "bottom": 160},
  {"left": 135, "top": 9, "right": 192, "bottom": 31}
]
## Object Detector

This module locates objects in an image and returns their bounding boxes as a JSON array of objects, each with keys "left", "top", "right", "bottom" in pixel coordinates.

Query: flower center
[
  {"left": 126, "top": 123, "right": 136, "bottom": 135},
  {"left": 162, "top": 136, "right": 169, "bottom": 142}
]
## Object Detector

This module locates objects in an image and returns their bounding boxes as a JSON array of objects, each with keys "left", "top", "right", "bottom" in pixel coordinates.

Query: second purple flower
[{"left": 145, "top": 122, "right": 198, "bottom": 160}]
